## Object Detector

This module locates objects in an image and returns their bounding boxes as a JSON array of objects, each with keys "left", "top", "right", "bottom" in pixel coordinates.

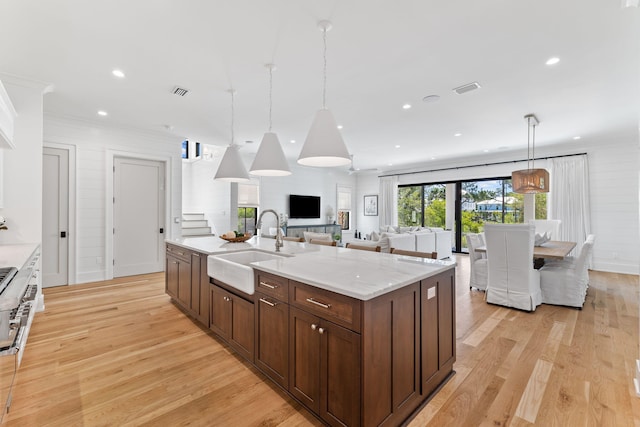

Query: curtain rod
[{"left": 379, "top": 152, "right": 588, "bottom": 178}]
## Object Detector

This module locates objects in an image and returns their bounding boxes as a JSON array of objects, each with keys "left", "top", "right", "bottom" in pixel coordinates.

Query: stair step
[
  {"left": 182, "top": 220, "right": 208, "bottom": 228},
  {"left": 183, "top": 213, "right": 205, "bottom": 221},
  {"left": 182, "top": 226, "right": 212, "bottom": 236}
]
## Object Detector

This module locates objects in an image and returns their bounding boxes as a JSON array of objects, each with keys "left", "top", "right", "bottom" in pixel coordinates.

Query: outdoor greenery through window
[
  {"left": 237, "top": 207, "right": 257, "bottom": 235},
  {"left": 398, "top": 178, "right": 547, "bottom": 252}
]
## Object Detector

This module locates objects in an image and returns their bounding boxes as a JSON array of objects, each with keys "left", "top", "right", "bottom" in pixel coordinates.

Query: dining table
[{"left": 475, "top": 240, "right": 577, "bottom": 260}]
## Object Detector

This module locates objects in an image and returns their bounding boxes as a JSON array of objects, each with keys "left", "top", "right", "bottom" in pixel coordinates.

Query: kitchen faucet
[{"left": 256, "top": 209, "right": 283, "bottom": 252}]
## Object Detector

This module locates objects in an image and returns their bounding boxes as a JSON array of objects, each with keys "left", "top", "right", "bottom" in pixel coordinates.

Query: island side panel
[{"left": 362, "top": 282, "right": 421, "bottom": 427}]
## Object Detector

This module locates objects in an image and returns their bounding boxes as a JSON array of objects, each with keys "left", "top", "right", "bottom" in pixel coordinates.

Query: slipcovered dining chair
[
  {"left": 538, "top": 234, "right": 595, "bottom": 308},
  {"left": 484, "top": 223, "right": 542, "bottom": 311},
  {"left": 465, "top": 233, "right": 488, "bottom": 291}
]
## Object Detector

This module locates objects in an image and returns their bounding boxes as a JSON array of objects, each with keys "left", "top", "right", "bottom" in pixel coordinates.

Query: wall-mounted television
[{"left": 289, "top": 194, "right": 321, "bottom": 219}]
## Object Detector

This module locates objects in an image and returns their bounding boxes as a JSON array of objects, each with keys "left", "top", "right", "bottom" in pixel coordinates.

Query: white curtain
[
  {"left": 549, "top": 155, "right": 591, "bottom": 261},
  {"left": 379, "top": 176, "right": 398, "bottom": 226}
]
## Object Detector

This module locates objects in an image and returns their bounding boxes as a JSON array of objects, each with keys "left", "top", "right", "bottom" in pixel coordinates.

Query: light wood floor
[{"left": 3, "top": 257, "right": 639, "bottom": 426}]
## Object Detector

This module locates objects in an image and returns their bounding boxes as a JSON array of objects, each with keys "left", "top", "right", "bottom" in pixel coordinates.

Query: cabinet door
[
  {"left": 320, "top": 320, "right": 361, "bottom": 427},
  {"left": 190, "top": 252, "right": 201, "bottom": 313},
  {"left": 210, "top": 285, "right": 231, "bottom": 337},
  {"left": 166, "top": 255, "right": 179, "bottom": 298},
  {"left": 177, "top": 259, "right": 191, "bottom": 308},
  {"left": 229, "top": 293, "right": 254, "bottom": 362},
  {"left": 198, "top": 252, "right": 210, "bottom": 327},
  {"left": 255, "top": 294, "right": 289, "bottom": 388},
  {"left": 421, "top": 277, "right": 439, "bottom": 395},
  {"left": 289, "top": 307, "right": 321, "bottom": 413}
]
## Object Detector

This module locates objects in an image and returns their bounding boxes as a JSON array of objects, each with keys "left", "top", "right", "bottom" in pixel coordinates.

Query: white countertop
[
  {"left": 0, "top": 243, "right": 40, "bottom": 269},
  {"left": 167, "top": 236, "right": 456, "bottom": 301}
]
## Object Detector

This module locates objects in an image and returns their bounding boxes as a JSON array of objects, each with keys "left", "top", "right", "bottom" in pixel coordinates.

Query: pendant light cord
[
  {"left": 230, "top": 90, "right": 235, "bottom": 145},
  {"left": 531, "top": 122, "right": 536, "bottom": 169},
  {"left": 268, "top": 66, "right": 273, "bottom": 132},
  {"left": 322, "top": 26, "right": 327, "bottom": 109},
  {"left": 526, "top": 116, "right": 531, "bottom": 170}
]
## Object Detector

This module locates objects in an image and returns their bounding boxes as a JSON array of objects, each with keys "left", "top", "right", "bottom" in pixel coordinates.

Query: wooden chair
[
  {"left": 309, "top": 239, "right": 337, "bottom": 246},
  {"left": 282, "top": 236, "right": 304, "bottom": 242},
  {"left": 345, "top": 243, "right": 381, "bottom": 252},
  {"left": 390, "top": 248, "right": 437, "bottom": 259}
]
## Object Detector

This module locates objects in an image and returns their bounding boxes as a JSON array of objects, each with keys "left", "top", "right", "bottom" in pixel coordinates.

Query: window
[
  {"left": 237, "top": 182, "right": 259, "bottom": 234},
  {"left": 398, "top": 177, "right": 547, "bottom": 253},
  {"left": 337, "top": 185, "right": 352, "bottom": 230}
]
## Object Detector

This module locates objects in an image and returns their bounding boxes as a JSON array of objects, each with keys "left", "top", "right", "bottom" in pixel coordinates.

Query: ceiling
[{"left": 1, "top": 0, "right": 638, "bottom": 173}]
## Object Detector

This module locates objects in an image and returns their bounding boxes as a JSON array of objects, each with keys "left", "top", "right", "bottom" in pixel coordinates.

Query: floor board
[{"left": 3, "top": 256, "right": 638, "bottom": 426}]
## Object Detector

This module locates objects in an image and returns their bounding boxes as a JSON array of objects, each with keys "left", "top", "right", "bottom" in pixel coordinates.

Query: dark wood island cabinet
[{"left": 166, "top": 243, "right": 455, "bottom": 426}]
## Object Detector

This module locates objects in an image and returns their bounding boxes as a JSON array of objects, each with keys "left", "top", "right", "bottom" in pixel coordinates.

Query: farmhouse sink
[{"left": 207, "top": 250, "right": 290, "bottom": 295}]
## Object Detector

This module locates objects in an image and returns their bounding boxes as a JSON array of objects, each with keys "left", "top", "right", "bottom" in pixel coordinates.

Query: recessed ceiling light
[
  {"left": 546, "top": 57, "right": 560, "bottom": 66},
  {"left": 395, "top": 145, "right": 401, "bottom": 148},
  {"left": 422, "top": 95, "right": 440, "bottom": 103},
  {"left": 290, "top": 140, "right": 296, "bottom": 144},
  {"left": 483, "top": 149, "right": 490, "bottom": 153},
  {"left": 402, "top": 104, "right": 411, "bottom": 110},
  {"left": 112, "top": 69, "right": 125, "bottom": 78},
  {"left": 454, "top": 133, "right": 462, "bottom": 137},
  {"left": 337, "top": 125, "right": 343, "bottom": 130},
  {"left": 97, "top": 110, "right": 108, "bottom": 116},
  {"left": 430, "top": 157, "right": 436, "bottom": 160},
  {"left": 573, "top": 136, "right": 581, "bottom": 140},
  {"left": 387, "top": 163, "right": 393, "bottom": 166}
]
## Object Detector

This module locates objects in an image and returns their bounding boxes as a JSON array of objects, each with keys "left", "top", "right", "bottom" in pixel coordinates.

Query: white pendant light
[
  {"left": 512, "top": 114, "right": 550, "bottom": 193},
  {"left": 297, "top": 20, "right": 351, "bottom": 168},
  {"left": 214, "top": 89, "right": 250, "bottom": 182},
  {"left": 250, "top": 64, "right": 292, "bottom": 176}
]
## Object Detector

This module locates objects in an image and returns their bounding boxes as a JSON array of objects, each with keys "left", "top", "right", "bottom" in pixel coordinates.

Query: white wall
[
  {"left": 44, "top": 117, "right": 182, "bottom": 284},
  {"left": 0, "top": 76, "right": 49, "bottom": 245},
  {"left": 354, "top": 173, "right": 380, "bottom": 238}
]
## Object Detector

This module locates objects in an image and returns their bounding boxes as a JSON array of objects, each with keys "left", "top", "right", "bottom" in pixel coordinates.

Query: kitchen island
[{"left": 166, "top": 235, "right": 456, "bottom": 426}]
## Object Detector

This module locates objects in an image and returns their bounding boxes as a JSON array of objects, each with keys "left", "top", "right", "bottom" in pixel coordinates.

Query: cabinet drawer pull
[
  {"left": 259, "top": 298, "right": 277, "bottom": 307},
  {"left": 318, "top": 327, "right": 325, "bottom": 334},
  {"left": 311, "top": 323, "right": 318, "bottom": 331},
  {"left": 192, "top": 253, "right": 200, "bottom": 257},
  {"left": 223, "top": 296, "right": 232, "bottom": 302},
  {"left": 306, "top": 298, "right": 331, "bottom": 309},
  {"left": 259, "top": 281, "right": 277, "bottom": 289},
  {"left": 177, "top": 251, "right": 185, "bottom": 256},
  {"left": 172, "top": 261, "right": 178, "bottom": 264}
]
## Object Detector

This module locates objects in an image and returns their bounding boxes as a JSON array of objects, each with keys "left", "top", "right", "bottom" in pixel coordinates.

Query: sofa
[{"left": 363, "top": 225, "right": 453, "bottom": 259}]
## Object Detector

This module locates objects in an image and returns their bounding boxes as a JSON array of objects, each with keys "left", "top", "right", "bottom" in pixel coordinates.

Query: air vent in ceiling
[
  {"left": 453, "top": 82, "right": 481, "bottom": 95},
  {"left": 172, "top": 86, "right": 189, "bottom": 97}
]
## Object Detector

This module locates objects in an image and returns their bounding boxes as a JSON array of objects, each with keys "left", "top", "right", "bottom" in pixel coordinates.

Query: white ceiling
[{"left": 1, "top": 0, "right": 638, "bottom": 173}]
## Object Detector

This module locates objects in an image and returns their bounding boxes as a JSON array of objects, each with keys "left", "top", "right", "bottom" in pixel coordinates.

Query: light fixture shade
[
  {"left": 214, "top": 144, "right": 250, "bottom": 182},
  {"left": 249, "top": 132, "right": 291, "bottom": 176},
  {"left": 512, "top": 168, "right": 550, "bottom": 193},
  {"left": 297, "top": 109, "right": 351, "bottom": 167}
]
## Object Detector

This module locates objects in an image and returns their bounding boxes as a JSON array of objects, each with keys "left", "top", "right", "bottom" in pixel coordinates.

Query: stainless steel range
[{"left": 0, "top": 246, "right": 40, "bottom": 422}]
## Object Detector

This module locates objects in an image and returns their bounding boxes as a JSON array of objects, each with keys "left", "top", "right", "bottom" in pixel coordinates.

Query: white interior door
[
  {"left": 42, "top": 147, "right": 69, "bottom": 287},
  {"left": 113, "top": 157, "right": 165, "bottom": 277}
]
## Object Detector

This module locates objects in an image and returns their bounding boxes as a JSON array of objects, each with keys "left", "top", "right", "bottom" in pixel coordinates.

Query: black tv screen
[{"left": 289, "top": 195, "right": 321, "bottom": 219}]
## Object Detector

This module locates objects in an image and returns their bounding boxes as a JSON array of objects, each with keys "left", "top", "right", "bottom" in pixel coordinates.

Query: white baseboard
[{"left": 593, "top": 260, "right": 639, "bottom": 275}]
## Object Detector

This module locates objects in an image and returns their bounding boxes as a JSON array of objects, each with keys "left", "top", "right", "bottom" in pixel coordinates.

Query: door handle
[{"left": 60, "top": 231, "right": 67, "bottom": 238}]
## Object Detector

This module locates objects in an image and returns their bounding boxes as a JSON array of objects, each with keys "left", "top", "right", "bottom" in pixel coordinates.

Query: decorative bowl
[{"left": 219, "top": 233, "right": 252, "bottom": 243}]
